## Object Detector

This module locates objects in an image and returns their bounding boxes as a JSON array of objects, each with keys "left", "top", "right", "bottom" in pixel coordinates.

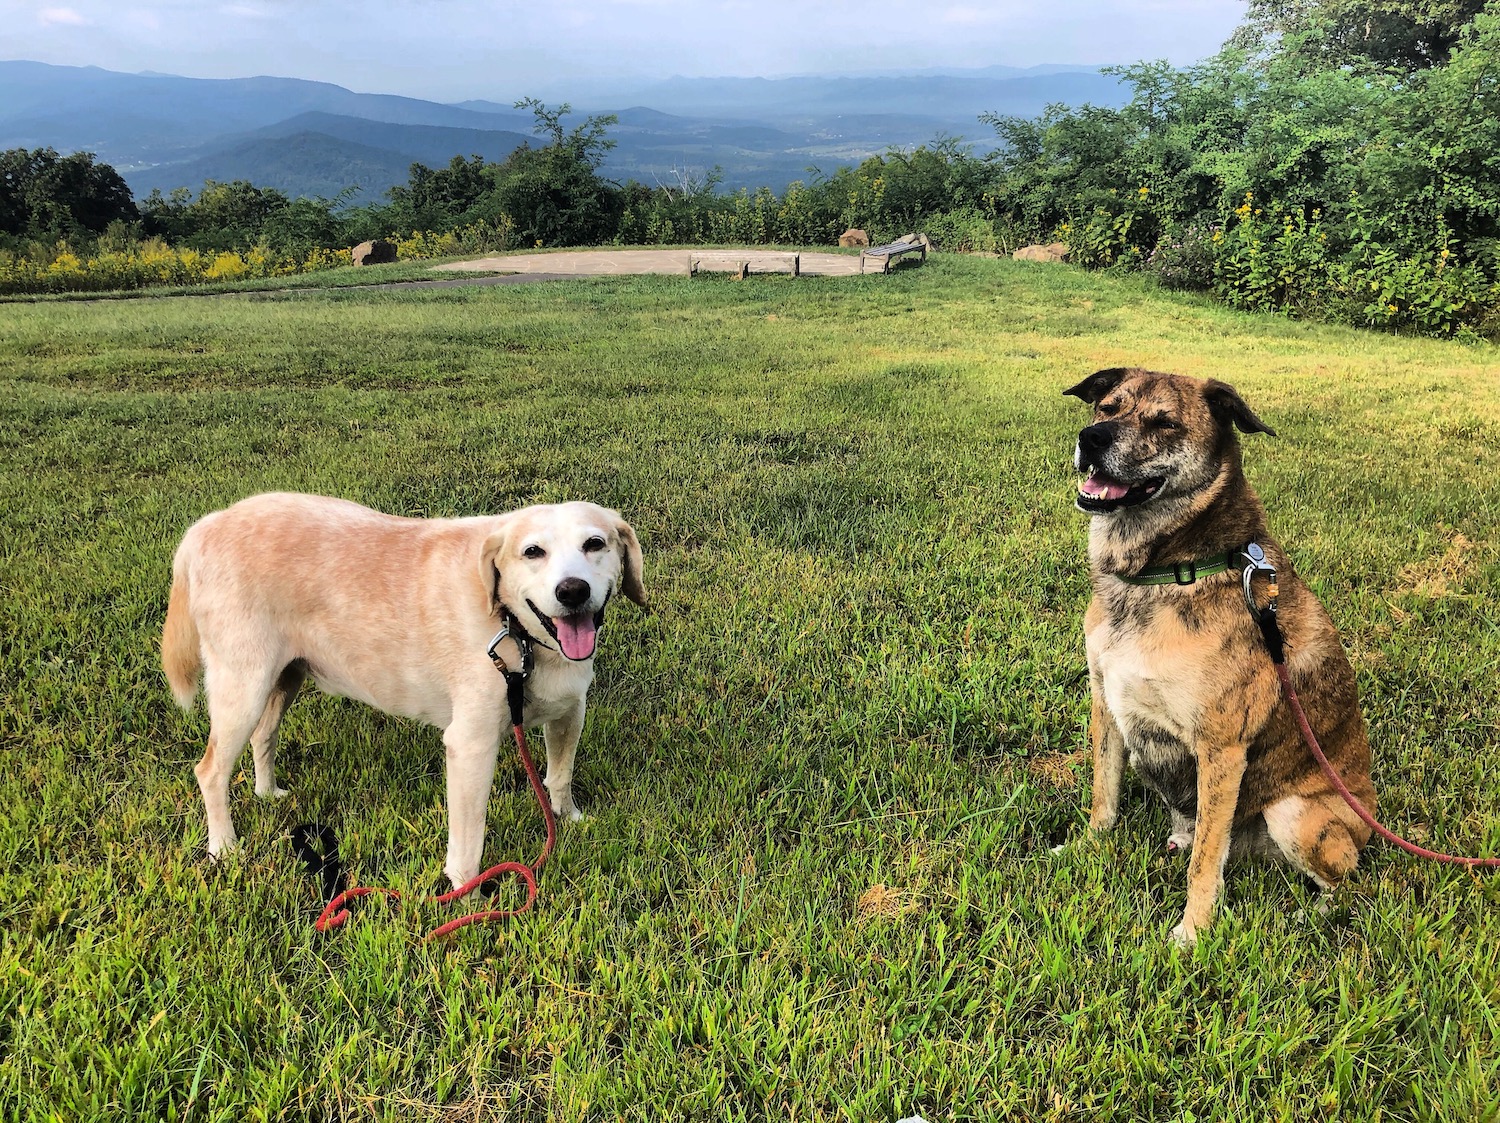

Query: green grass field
[{"left": 4, "top": 256, "right": 1500, "bottom": 1121}]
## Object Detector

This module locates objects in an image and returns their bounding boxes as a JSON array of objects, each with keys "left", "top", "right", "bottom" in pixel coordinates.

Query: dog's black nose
[
  {"left": 1078, "top": 423, "right": 1115, "bottom": 459},
  {"left": 555, "top": 577, "right": 591, "bottom": 609}
]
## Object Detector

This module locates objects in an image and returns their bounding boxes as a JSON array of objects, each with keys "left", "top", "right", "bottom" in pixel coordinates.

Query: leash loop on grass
[{"left": 312, "top": 721, "right": 558, "bottom": 938}]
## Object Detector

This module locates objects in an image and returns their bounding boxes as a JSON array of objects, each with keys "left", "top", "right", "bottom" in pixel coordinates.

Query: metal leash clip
[
  {"left": 1240, "top": 541, "right": 1279, "bottom": 618},
  {"left": 486, "top": 619, "right": 534, "bottom": 678}
]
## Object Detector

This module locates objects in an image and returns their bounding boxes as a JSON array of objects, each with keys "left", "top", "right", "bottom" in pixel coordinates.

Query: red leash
[
  {"left": 1274, "top": 663, "right": 1500, "bottom": 869},
  {"left": 313, "top": 720, "right": 559, "bottom": 939},
  {"left": 1240, "top": 542, "right": 1500, "bottom": 869}
]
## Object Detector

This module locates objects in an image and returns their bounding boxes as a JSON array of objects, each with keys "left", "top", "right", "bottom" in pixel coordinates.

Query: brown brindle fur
[{"left": 1067, "top": 368, "right": 1375, "bottom": 946}]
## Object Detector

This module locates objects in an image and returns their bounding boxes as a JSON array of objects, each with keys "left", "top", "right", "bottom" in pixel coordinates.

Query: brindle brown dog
[{"left": 1065, "top": 367, "right": 1376, "bottom": 946}]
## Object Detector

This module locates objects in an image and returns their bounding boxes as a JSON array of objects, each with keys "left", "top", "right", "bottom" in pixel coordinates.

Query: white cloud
[{"left": 37, "top": 6, "right": 89, "bottom": 25}]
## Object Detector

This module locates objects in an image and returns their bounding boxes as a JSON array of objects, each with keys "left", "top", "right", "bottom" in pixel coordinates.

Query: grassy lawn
[{"left": 3, "top": 255, "right": 1499, "bottom": 1121}]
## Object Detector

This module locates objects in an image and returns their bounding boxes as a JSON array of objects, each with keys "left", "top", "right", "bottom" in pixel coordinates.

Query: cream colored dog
[{"left": 161, "top": 492, "right": 647, "bottom": 889}]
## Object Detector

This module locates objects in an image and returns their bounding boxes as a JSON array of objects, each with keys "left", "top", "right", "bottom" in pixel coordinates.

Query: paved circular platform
[{"left": 433, "top": 248, "right": 866, "bottom": 278}]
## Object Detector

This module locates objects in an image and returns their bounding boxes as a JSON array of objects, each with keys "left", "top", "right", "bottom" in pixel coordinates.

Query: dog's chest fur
[
  {"left": 1089, "top": 589, "right": 1219, "bottom": 814},
  {"left": 524, "top": 657, "right": 595, "bottom": 724}
]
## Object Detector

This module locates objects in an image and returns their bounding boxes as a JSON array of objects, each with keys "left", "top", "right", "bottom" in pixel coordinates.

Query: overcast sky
[{"left": 6, "top": 0, "right": 1248, "bottom": 101}]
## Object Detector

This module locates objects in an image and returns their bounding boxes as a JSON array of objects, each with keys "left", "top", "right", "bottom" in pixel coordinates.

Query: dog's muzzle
[
  {"left": 526, "top": 591, "right": 611, "bottom": 662},
  {"left": 1074, "top": 425, "right": 1165, "bottom": 513}
]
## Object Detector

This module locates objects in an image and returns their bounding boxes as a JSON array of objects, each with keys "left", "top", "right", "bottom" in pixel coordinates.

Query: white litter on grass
[{"left": 896, "top": 1117, "right": 929, "bottom": 1123}]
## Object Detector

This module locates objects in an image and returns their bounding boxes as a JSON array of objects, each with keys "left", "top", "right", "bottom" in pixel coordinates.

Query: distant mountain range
[{"left": 0, "top": 59, "right": 1127, "bottom": 203}]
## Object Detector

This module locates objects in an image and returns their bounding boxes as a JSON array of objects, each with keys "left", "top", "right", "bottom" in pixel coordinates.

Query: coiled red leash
[
  {"left": 306, "top": 609, "right": 561, "bottom": 939},
  {"left": 1242, "top": 542, "right": 1500, "bottom": 869},
  {"left": 313, "top": 720, "right": 557, "bottom": 938}
]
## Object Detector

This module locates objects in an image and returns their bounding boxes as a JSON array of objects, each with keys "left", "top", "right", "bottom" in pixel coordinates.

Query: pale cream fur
[{"left": 162, "top": 492, "right": 647, "bottom": 889}]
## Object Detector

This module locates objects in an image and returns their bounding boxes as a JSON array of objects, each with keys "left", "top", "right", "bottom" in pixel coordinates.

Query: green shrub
[{"left": 1145, "top": 222, "right": 1218, "bottom": 291}]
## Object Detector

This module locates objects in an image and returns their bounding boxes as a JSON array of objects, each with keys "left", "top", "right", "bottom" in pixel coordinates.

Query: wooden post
[
  {"left": 735, "top": 261, "right": 749, "bottom": 281},
  {"left": 791, "top": 253, "right": 800, "bottom": 277}
]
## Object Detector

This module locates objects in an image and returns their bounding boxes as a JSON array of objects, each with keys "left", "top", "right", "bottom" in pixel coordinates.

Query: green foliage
[
  {"left": 614, "top": 141, "right": 1001, "bottom": 250},
  {"left": 1232, "top": 0, "right": 1492, "bottom": 72},
  {"left": 489, "top": 99, "right": 621, "bottom": 247},
  {"left": 980, "top": 6, "right": 1500, "bottom": 335},
  {"left": 0, "top": 236, "right": 339, "bottom": 296},
  {"left": 1212, "top": 199, "right": 1334, "bottom": 315},
  {"left": 140, "top": 180, "right": 354, "bottom": 255},
  {"left": 0, "top": 148, "right": 137, "bottom": 244},
  {"left": 382, "top": 155, "right": 497, "bottom": 233},
  {"left": 920, "top": 205, "right": 1023, "bottom": 254},
  {"left": 1143, "top": 221, "right": 1219, "bottom": 290}
]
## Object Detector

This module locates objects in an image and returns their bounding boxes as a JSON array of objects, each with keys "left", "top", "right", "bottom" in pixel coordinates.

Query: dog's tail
[{"left": 162, "top": 546, "right": 202, "bottom": 710}]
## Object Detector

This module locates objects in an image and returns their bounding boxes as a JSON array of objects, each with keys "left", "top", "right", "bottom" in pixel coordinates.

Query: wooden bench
[
  {"left": 688, "top": 251, "right": 801, "bottom": 278},
  {"left": 860, "top": 233, "right": 929, "bottom": 274}
]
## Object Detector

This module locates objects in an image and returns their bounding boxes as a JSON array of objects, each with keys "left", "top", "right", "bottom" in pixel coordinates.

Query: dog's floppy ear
[
  {"left": 613, "top": 514, "right": 648, "bottom": 608},
  {"left": 478, "top": 515, "right": 516, "bottom": 617},
  {"left": 1063, "top": 367, "right": 1129, "bottom": 404},
  {"left": 1204, "top": 380, "right": 1277, "bottom": 437}
]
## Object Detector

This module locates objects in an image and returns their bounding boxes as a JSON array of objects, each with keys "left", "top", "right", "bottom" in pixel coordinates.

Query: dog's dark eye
[
  {"left": 1146, "top": 415, "right": 1183, "bottom": 431},
  {"left": 522, "top": 544, "right": 546, "bottom": 559},
  {"left": 582, "top": 536, "right": 606, "bottom": 553},
  {"left": 1097, "top": 402, "right": 1120, "bottom": 417}
]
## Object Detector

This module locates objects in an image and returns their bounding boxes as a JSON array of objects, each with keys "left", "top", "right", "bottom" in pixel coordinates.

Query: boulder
[
  {"left": 1012, "top": 242, "right": 1069, "bottom": 263},
  {"left": 838, "top": 228, "right": 870, "bottom": 248},
  {"left": 897, "top": 232, "right": 932, "bottom": 249},
  {"left": 351, "top": 239, "right": 398, "bottom": 266}
]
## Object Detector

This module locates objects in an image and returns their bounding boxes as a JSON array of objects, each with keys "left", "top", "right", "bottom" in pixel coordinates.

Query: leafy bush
[
  {"left": 922, "top": 207, "right": 1004, "bottom": 254},
  {"left": 1145, "top": 223, "right": 1219, "bottom": 290},
  {"left": 394, "top": 219, "right": 515, "bottom": 260},
  {"left": 0, "top": 237, "right": 332, "bottom": 295}
]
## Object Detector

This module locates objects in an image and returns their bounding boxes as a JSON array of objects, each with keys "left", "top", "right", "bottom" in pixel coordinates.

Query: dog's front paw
[
  {"left": 207, "top": 835, "right": 241, "bottom": 861},
  {"left": 547, "top": 786, "right": 582, "bottom": 823},
  {"left": 257, "top": 785, "right": 292, "bottom": 801},
  {"left": 446, "top": 867, "right": 481, "bottom": 894},
  {"left": 1168, "top": 921, "right": 1197, "bottom": 948}
]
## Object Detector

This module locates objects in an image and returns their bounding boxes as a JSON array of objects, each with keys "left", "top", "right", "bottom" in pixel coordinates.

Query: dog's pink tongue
[
  {"left": 555, "top": 614, "right": 598, "bottom": 660},
  {"left": 1081, "top": 473, "right": 1129, "bottom": 501}
]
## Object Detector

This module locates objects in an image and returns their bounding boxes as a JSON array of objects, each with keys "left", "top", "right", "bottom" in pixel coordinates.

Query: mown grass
[{"left": 2, "top": 255, "right": 1499, "bottom": 1122}]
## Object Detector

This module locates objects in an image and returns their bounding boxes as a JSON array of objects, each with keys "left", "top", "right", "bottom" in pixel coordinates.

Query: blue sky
[{"left": 6, "top": 1, "right": 1248, "bottom": 101}]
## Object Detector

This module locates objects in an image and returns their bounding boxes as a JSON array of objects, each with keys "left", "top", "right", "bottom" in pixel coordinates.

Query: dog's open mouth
[
  {"left": 1076, "top": 467, "right": 1165, "bottom": 512},
  {"left": 528, "top": 600, "right": 607, "bottom": 661}
]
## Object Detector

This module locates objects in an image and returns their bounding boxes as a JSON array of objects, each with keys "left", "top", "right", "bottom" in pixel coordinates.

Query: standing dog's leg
[
  {"left": 1089, "top": 687, "right": 1127, "bottom": 831},
  {"left": 250, "top": 660, "right": 305, "bottom": 800},
  {"left": 442, "top": 715, "right": 501, "bottom": 889},
  {"left": 196, "top": 662, "right": 276, "bottom": 859},
  {"left": 1171, "top": 743, "right": 1248, "bottom": 946},
  {"left": 543, "top": 700, "right": 587, "bottom": 822}
]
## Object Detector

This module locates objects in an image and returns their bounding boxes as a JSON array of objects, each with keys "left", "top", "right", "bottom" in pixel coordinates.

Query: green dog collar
[{"left": 1119, "top": 550, "right": 1239, "bottom": 587}]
